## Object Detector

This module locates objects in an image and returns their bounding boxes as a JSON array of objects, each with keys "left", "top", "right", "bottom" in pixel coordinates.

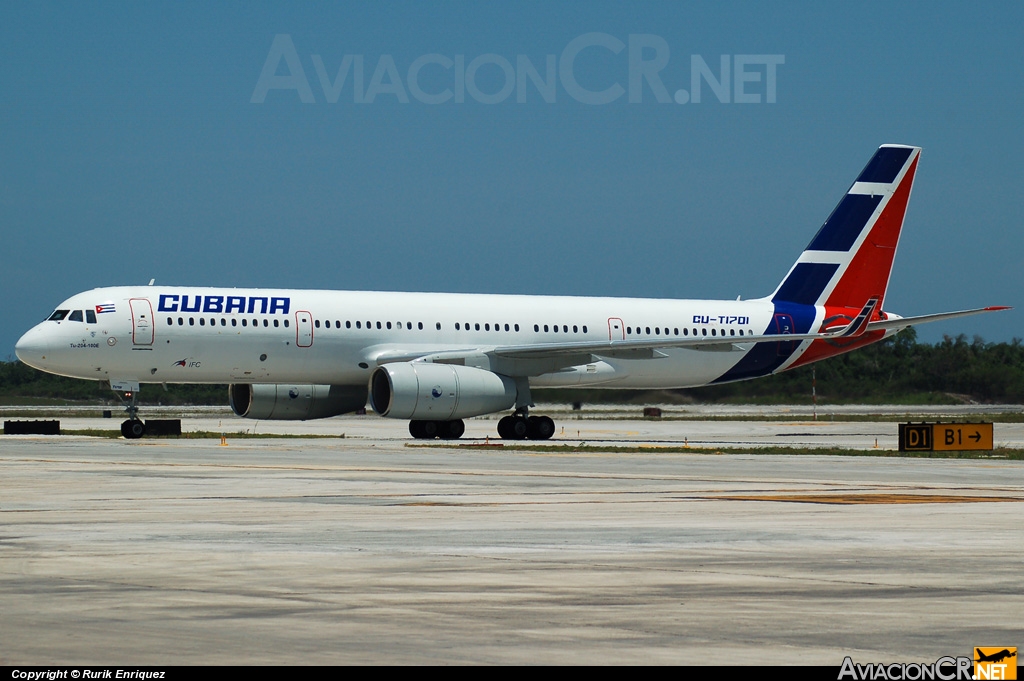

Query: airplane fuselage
[{"left": 18, "top": 285, "right": 812, "bottom": 390}]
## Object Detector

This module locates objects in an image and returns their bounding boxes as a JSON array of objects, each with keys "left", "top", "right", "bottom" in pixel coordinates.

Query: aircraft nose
[{"left": 15, "top": 324, "right": 52, "bottom": 367}]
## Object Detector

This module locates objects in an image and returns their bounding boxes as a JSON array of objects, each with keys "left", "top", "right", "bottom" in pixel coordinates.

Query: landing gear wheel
[
  {"left": 527, "top": 415, "right": 555, "bottom": 440},
  {"left": 510, "top": 416, "right": 529, "bottom": 440},
  {"left": 410, "top": 420, "right": 460, "bottom": 440},
  {"left": 443, "top": 419, "right": 465, "bottom": 440},
  {"left": 121, "top": 419, "right": 146, "bottom": 439},
  {"left": 497, "top": 415, "right": 514, "bottom": 439}
]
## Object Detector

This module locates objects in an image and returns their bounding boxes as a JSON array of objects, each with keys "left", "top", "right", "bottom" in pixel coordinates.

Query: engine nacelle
[
  {"left": 229, "top": 384, "right": 367, "bottom": 420},
  {"left": 369, "top": 363, "right": 517, "bottom": 420}
]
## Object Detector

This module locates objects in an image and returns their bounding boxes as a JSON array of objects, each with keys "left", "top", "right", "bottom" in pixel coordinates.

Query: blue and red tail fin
[
  {"left": 771, "top": 144, "right": 921, "bottom": 309},
  {"left": 714, "top": 145, "right": 920, "bottom": 383}
]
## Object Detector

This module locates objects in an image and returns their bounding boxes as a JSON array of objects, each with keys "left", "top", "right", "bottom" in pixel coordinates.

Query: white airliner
[{"left": 15, "top": 145, "right": 1008, "bottom": 439}]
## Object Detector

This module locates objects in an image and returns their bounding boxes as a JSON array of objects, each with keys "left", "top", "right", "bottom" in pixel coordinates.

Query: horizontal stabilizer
[{"left": 867, "top": 306, "right": 1011, "bottom": 333}]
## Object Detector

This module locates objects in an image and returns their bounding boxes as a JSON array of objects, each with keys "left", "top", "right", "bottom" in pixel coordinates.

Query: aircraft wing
[
  {"left": 372, "top": 303, "right": 1010, "bottom": 372},
  {"left": 371, "top": 300, "right": 877, "bottom": 368}
]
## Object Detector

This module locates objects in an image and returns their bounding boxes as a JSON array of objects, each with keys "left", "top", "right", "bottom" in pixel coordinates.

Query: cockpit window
[
  {"left": 48, "top": 309, "right": 70, "bottom": 321},
  {"left": 86, "top": 309, "right": 97, "bottom": 324},
  {"left": 68, "top": 310, "right": 84, "bottom": 322}
]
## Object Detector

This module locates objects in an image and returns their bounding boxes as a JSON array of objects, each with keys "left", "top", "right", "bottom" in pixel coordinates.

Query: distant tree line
[
  {"left": 0, "top": 359, "right": 226, "bottom": 405},
  {"left": 2, "top": 329, "right": 1023, "bottom": 406}
]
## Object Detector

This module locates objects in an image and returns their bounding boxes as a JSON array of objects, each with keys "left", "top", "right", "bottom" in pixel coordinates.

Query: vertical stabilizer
[{"left": 771, "top": 145, "right": 921, "bottom": 309}]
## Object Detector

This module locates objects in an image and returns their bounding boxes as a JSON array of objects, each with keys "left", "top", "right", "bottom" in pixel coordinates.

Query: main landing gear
[
  {"left": 409, "top": 419, "right": 466, "bottom": 440},
  {"left": 497, "top": 410, "right": 555, "bottom": 440}
]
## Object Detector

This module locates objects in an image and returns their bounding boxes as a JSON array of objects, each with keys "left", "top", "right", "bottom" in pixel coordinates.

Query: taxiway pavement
[{"left": 1, "top": 414, "right": 1022, "bottom": 664}]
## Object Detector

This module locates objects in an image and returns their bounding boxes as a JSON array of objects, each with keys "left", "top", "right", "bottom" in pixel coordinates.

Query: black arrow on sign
[{"left": 969, "top": 431, "right": 981, "bottom": 442}]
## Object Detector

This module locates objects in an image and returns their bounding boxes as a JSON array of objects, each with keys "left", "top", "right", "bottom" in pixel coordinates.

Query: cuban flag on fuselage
[{"left": 95, "top": 303, "right": 116, "bottom": 314}]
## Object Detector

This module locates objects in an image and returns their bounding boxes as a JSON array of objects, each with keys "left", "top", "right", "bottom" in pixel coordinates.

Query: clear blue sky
[{"left": 2, "top": 2, "right": 1021, "bottom": 357}]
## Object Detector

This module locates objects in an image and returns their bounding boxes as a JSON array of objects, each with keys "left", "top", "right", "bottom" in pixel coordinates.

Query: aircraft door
[
  {"left": 607, "top": 317, "right": 625, "bottom": 341},
  {"left": 129, "top": 298, "right": 154, "bottom": 345},
  {"left": 774, "top": 313, "right": 796, "bottom": 356},
  {"left": 296, "top": 311, "right": 313, "bottom": 347}
]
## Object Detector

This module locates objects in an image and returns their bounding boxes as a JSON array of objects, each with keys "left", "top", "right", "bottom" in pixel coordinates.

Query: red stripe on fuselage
[{"left": 787, "top": 325, "right": 887, "bottom": 369}]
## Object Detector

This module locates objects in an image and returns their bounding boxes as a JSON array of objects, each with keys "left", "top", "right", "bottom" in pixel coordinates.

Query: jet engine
[
  {"left": 229, "top": 383, "right": 367, "bottom": 420},
  {"left": 369, "top": 363, "right": 517, "bottom": 420}
]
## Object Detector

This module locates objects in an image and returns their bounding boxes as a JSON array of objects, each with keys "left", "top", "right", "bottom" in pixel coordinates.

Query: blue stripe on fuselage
[{"left": 712, "top": 301, "right": 816, "bottom": 383}]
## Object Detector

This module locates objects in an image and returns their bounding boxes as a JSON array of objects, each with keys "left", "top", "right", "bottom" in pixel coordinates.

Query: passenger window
[
  {"left": 475, "top": 323, "right": 480, "bottom": 331},
  {"left": 346, "top": 321, "right": 351, "bottom": 328},
  {"left": 376, "top": 321, "right": 381, "bottom": 329},
  {"left": 179, "top": 317, "right": 184, "bottom": 326},
  {"left": 386, "top": 321, "right": 392, "bottom": 329},
  {"left": 200, "top": 318, "right": 205, "bottom": 326},
  {"left": 274, "top": 319, "right": 279, "bottom": 328},
  {"left": 69, "top": 310, "right": 84, "bottom": 322},
  {"left": 263, "top": 319, "right": 269, "bottom": 327},
  {"left": 515, "top": 324, "right": 520, "bottom": 332},
  {"left": 231, "top": 319, "right": 237, "bottom": 327},
  {"left": 553, "top": 325, "right": 558, "bottom": 333},
  {"left": 189, "top": 317, "right": 195, "bottom": 326},
  {"left": 167, "top": 317, "right": 173, "bottom": 326},
  {"left": 534, "top": 324, "right": 539, "bottom": 332},
  {"left": 485, "top": 323, "right": 490, "bottom": 331},
  {"left": 356, "top": 321, "right": 361, "bottom": 329},
  {"left": 242, "top": 319, "right": 247, "bottom": 327},
  {"left": 544, "top": 325, "right": 549, "bottom": 332},
  {"left": 455, "top": 323, "right": 460, "bottom": 330},
  {"left": 223, "top": 319, "right": 228, "bottom": 327},
  {"left": 315, "top": 320, "right": 320, "bottom": 328},
  {"left": 582, "top": 325, "right": 587, "bottom": 333}
]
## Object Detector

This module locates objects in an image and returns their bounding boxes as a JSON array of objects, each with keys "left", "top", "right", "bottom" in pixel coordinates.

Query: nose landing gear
[{"left": 114, "top": 383, "right": 146, "bottom": 439}]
